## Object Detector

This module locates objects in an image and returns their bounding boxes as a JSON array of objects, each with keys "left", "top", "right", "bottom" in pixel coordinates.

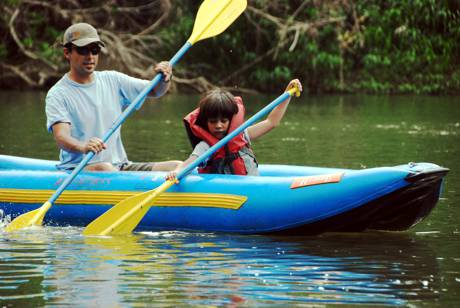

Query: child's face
[{"left": 207, "top": 117, "right": 230, "bottom": 139}]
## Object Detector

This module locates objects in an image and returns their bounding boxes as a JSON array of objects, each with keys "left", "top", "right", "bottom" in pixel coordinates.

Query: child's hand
[
  {"left": 165, "top": 171, "right": 178, "bottom": 182},
  {"left": 285, "top": 79, "right": 303, "bottom": 95}
]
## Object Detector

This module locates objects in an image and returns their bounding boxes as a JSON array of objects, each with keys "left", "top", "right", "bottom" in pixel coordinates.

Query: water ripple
[{"left": 0, "top": 228, "right": 449, "bottom": 306}]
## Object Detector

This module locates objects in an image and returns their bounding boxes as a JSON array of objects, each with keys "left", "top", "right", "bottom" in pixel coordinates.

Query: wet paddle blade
[
  {"left": 82, "top": 190, "right": 152, "bottom": 236},
  {"left": 188, "top": 0, "right": 247, "bottom": 44},
  {"left": 83, "top": 182, "right": 174, "bottom": 236},
  {"left": 4, "top": 201, "right": 51, "bottom": 232}
]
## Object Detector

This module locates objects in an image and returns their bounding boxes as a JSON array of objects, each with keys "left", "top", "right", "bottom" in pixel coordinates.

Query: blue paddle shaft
[
  {"left": 177, "top": 91, "right": 292, "bottom": 178},
  {"left": 48, "top": 42, "right": 193, "bottom": 204}
]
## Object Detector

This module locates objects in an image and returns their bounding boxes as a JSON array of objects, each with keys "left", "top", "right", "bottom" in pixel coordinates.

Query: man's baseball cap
[{"left": 62, "top": 23, "right": 105, "bottom": 47}]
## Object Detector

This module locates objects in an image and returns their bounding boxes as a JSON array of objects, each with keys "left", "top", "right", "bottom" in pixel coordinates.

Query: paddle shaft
[{"left": 46, "top": 42, "right": 192, "bottom": 206}]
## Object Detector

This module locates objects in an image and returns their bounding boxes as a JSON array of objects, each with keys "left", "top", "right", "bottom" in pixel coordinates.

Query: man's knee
[{"left": 85, "top": 162, "right": 117, "bottom": 171}]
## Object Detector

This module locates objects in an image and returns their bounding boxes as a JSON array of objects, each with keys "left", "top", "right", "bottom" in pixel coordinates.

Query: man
[{"left": 46, "top": 23, "right": 181, "bottom": 171}]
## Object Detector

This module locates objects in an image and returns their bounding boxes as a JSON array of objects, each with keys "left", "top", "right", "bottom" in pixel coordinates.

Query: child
[{"left": 166, "top": 79, "right": 302, "bottom": 180}]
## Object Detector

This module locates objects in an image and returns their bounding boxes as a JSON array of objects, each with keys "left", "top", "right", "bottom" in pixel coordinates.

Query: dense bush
[{"left": 0, "top": 0, "right": 459, "bottom": 94}]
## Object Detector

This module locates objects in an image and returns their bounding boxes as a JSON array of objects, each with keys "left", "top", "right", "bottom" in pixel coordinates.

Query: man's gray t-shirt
[{"left": 45, "top": 71, "right": 149, "bottom": 170}]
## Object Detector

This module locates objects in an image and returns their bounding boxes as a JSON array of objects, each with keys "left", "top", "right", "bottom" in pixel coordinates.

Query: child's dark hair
[{"left": 196, "top": 89, "right": 238, "bottom": 130}]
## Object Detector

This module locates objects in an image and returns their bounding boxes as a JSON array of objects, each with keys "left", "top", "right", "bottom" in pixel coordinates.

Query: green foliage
[
  {"left": 0, "top": 0, "right": 459, "bottom": 94},
  {"left": 22, "top": 38, "right": 33, "bottom": 49},
  {"left": 39, "top": 42, "right": 61, "bottom": 63},
  {"left": 0, "top": 43, "right": 7, "bottom": 59},
  {"left": 5, "top": 0, "right": 20, "bottom": 6},
  {"left": 172, "top": 0, "right": 459, "bottom": 93},
  {"left": 349, "top": 0, "right": 460, "bottom": 93}
]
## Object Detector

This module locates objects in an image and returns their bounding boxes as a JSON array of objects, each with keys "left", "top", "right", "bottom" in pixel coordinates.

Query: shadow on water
[{"left": 1, "top": 228, "right": 440, "bottom": 306}]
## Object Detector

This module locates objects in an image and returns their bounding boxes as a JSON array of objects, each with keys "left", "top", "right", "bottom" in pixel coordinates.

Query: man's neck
[{"left": 68, "top": 70, "right": 94, "bottom": 84}]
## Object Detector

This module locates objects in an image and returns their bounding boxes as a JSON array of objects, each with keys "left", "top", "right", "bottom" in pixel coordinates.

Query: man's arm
[{"left": 52, "top": 122, "right": 106, "bottom": 154}]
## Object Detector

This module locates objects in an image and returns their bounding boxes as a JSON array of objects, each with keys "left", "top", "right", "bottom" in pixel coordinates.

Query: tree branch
[{"left": 8, "top": 8, "right": 58, "bottom": 71}]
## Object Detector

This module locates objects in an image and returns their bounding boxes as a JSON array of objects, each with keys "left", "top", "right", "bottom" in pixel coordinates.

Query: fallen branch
[
  {"left": 8, "top": 8, "right": 58, "bottom": 71},
  {"left": 1, "top": 63, "right": 39, "bottom": 87}
]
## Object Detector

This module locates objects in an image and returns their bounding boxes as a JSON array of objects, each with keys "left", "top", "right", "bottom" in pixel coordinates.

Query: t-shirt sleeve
[
  {"left": 190, "top": 141, "right": 211, "bottom": 168},
  {"left": 45, "top": 92, "right": 71, "bottom": 132},
  {"left": 113, "top": 71, "right": 150, "bottom": 108},
  {"left": 243, "top": 129, "right": 252, "bottom": 145},
  {"left": 191, "top": 141, "right": 210, "bottom": 157}
]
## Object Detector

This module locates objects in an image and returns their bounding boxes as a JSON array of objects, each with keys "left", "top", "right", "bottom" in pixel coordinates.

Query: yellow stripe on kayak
[{"left": 0, "top": 188, "right": 246, "bottom": 210}]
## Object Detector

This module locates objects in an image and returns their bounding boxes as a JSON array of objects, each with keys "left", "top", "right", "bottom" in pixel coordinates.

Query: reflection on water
[
  {"left": 1, "top": 92, "right": 459, "bottom": 306},
  {"left": 0, "top": 228, "right": 443, "bottom": 306},
  {"left": 375, "top": 122, "right": 459, "bottom": 137}
]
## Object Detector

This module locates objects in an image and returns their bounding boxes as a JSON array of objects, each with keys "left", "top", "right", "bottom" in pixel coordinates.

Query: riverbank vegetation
[{"left": 1, "top": 0, "right": 459, "bottom": 94}]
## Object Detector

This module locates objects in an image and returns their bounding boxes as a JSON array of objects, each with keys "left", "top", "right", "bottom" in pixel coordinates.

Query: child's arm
[
  {"left": 166, "top": 141, "right": 211, "bottom": 181},
  {"left": 165, "top": 155, "right": 198, "bottom": 181},
  {"left": 247, "top": 79, "right": 302, "bottom": 141}
]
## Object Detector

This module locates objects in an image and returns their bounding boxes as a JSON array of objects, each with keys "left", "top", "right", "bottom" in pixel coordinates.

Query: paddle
[
  {"left": 5, "top": 0, "right": 247, "bottom": 233},
  {"left": 83, "top": 85, "right": 301, "bottom": 236}
]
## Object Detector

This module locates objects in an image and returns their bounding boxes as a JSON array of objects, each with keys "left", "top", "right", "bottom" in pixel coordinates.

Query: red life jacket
[{"left": 183, "top": 97, "right": 253, "bottom": 175}]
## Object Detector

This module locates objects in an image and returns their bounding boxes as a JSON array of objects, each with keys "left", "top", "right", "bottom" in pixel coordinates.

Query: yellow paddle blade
[
  {"left": 83, "top": 181, "right": 175, "bottom": 236},
  {"left": 4, "top": 201, "right": 51, "bottom": 232},
  {"left": 188, "top": 0, "right": 247, "bottom": 45}
]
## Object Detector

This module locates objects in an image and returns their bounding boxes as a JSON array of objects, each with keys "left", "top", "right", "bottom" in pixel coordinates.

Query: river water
[{"left": 0, "top": 91, "right": 459, "bottom": 306}]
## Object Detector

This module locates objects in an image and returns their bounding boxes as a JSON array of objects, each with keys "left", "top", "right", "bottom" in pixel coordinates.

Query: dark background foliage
[{"left": 1, "top": 0, "right": 459, "bottom": 94}]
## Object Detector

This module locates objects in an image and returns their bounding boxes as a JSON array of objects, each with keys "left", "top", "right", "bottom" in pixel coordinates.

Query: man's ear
[{"left": 63, "top": 48, "right": 71, "bottom": 61}]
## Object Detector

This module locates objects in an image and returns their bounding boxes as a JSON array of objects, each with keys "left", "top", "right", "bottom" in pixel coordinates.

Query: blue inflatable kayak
[{"left": 0, "top": 155, "right": 448, "bottom": 234}]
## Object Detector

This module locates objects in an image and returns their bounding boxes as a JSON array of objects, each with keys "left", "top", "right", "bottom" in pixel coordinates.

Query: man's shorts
[{"left": 119, "top": 162, "right": 156, "bottom": 171}]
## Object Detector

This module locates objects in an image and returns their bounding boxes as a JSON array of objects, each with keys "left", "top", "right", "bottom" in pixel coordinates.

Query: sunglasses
[{"left": 69, "top": 44, "right": 101, "bottom": 56}]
